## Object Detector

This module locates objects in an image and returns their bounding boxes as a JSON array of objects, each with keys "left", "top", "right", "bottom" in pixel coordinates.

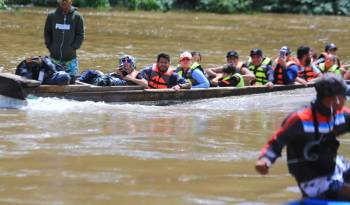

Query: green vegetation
[
  {"left": 74, "top": 0, "right": 110, "bottom": 8},
  {"left": 3, "top": 0, "right": 350, "bottom": 15},
  {"left": 0, "top": 0, "right": 7, "bottom": 9},
  {"left": 253, "top": 0, "right": 350, "bottom": 15}
]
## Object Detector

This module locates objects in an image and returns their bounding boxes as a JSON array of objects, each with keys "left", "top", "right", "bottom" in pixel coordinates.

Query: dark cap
[
  {"left": 250, "top": 48, "right": 263, "bottom": 57},
  {"left": 280, "top": 46, "right": 291, "bottom": 55},
  {"left": 325, "top": 43, "right": 337, "bottom": 52},
  {"left": 226, "top": 50, "right": 239, "bottom": 58},
  {"left": 315, "top": 73, "right": 349, "bottom": 99}
]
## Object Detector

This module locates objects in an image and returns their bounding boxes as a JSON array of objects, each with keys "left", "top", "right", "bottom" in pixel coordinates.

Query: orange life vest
[
  {"left": 148, "top": 64, "right": 174, "bottom": 89},
  {"left": 287, "top": 58, "right": 315, "bottom": 82},
  {"left": 273, "top": 56, "right": 298, "bottom": 84}
]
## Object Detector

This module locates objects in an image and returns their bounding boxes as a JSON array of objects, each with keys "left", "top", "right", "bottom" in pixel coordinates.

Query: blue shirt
[
  {"left": 191, "top": 69, "right": 210, "bottom": 88},
  {"left": 286, "top": 64, "right": 299, "bottom": 84}
]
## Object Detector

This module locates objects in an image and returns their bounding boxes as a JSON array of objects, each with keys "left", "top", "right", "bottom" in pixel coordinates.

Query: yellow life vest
[
  {"left": 248, "top": 57, "right": 272, "bottom": 85},
  {"left": 318, "top": 63, "right": 341, "bottom": 75}
]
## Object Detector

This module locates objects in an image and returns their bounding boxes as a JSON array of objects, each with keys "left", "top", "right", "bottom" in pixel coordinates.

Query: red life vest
[
  {"left": 148, "top": 64, "right": 174, "bottom": 89},
  {"left": 273, "top": 57, "right": 296, "bottom": 85},
  {"left": 273, "top": 64, "right": 287, "bottom": 85}
]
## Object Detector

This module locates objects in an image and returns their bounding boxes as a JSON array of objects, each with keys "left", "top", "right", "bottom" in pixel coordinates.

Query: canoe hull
[
  {"left": 0, "top": 73, "right": 314, "bottom": 105},
  {"left": 29, "top": 84, "right": 311, "bottom": 104}
]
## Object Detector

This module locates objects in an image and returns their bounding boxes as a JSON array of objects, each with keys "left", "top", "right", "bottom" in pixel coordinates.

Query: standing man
[
  {"left": 256, "top": 73, "right": 350, "bottom": 201},
  {"left": 44, "top": 0, "right": 84, "bottom": 83}
]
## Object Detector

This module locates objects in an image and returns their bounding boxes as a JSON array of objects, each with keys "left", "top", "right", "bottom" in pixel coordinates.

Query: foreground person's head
[{"left": 315, "top": 73, "right": 348, "bottom": 111}]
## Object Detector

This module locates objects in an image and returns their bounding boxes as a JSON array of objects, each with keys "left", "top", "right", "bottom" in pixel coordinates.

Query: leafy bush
[
  {"left": 2, "top": 0, "right": 350, "bottom": 15},
  {"left": 197, "top": 0, "right": 252, "bottom": 13},
  {"left": 252, "top": 0, "right": 350, "bottom": 15},
  {"left": 73, "top": 0, "right": 110, "bottom": 8},
  {"left": 122, "top": 0, "right": 171, "bottom": 11},
  {"left": 0, "top": 0, "right": 7, "bottom": 9}
]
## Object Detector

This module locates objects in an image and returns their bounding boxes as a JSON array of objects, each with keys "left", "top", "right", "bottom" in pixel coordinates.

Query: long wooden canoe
[{"left": 0, "top": 73, "right": 313, "bottom": 105}]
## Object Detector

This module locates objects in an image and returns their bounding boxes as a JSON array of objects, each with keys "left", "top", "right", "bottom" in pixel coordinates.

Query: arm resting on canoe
[{"left": 123, "top": 74, "right": 148, "bottom": 88}]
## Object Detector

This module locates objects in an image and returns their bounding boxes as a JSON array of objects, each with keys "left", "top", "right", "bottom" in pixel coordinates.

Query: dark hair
[
  {"left": 157, "top": 53, "right": 170, "bottom": 63},
  {"left": 315, "top": 73, "right": 347, "bottom": 99},
  {"left": 250, "top": 48, "right": 263, "bottom": 57},
  {"left": 297, "top": 46, "right": 310, "bottom": 60},
  {"left": 191, "top": 51, "right": 202, "bottom": 61},
  {"left": 222, "top": 65, "right": 236, "bottom": 74}
]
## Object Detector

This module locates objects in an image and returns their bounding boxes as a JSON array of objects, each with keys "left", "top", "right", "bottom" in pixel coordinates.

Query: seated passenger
[
  {"left": 140, "top": 53, "right": 191, "bottom": 90},
  {"left": 246, "top": 48, "right": 274, "bottom": 88},
  {"left": 216, "top": 65, "right": 244, "bottom": 87},
  {"left": 206, "top": 50, "right": 255, "bottom": 86},
  {"left": 78, "top": 55, "right": 148, "bottom": 87},
  {"left": 191, "top": 51, "right": 202, "bottom": 64},
  {"left": 15, "top": 56, "right": 70, "bottom": 85},
  {"left": 175, "top": 51, "right": 210, "bottom": 88},
  {"left": 292, "top": 46, "right": 322, "bottom": 85},
  {"left": 310, "top": 48, "right": 318, "bottom": 64},
  {"left": 110, "top": 55, "right": 148, "bottom": 87},
  {"left": 273, "top": 46, "right": 299, "bottom": 85},
  {"left": 316, "top": 43, "right": 341, "bottom": 67},
  {"left": 318, "top": 54, "right": 342, "bottom": 75}
]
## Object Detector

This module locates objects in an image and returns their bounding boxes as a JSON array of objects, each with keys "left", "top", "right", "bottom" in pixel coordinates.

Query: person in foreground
[
  {"left": 141, "top": 53, "right": 191, "bottom": 90},
  {"left": 255, "top": 73, "right": 350, "bottom": 201}
]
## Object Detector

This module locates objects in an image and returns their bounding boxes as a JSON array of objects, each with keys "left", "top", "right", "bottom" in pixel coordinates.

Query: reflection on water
[{"left": 1, "top": 8, "right": 350, "bottom": 205}]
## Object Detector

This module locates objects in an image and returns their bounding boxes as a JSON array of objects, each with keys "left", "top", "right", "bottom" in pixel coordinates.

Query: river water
[{"left": 0, "top": 8, "right": 350, "bottom": 205}]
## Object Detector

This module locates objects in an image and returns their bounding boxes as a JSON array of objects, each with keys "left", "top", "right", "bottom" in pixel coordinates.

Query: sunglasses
[{"left": 121, "top": 58, "right": 132, "bottom": 64}]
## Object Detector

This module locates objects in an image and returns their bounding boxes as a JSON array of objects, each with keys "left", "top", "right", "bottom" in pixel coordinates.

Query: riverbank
[
  {"left": 1, "top": 7, "right": 350, "bottom": 73},
  {"left": 2, "top": 0, "right": 350, "bottom": 16}
]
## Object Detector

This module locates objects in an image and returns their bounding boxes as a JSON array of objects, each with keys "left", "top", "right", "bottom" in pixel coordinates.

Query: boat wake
[
  {"left": 0, "top": 95, "right": 27, "bottom": 109},
  {"left": 23, "top": 88, "right": 314, "bottom": 115}
]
